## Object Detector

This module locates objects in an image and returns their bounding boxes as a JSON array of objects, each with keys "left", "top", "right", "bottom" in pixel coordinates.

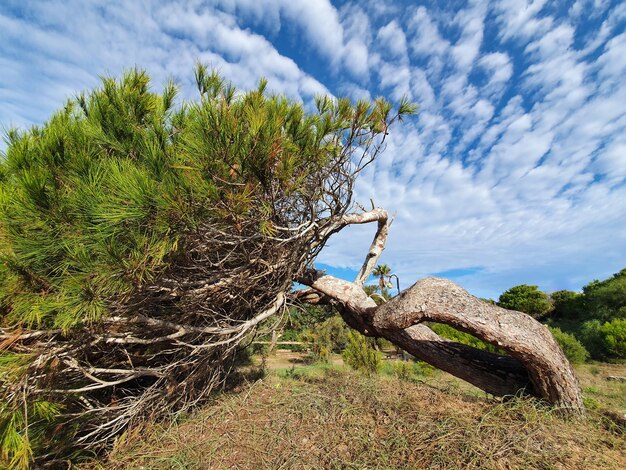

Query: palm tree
[{"left": 373, "top": 264, "right": 391, "bottom": 290}]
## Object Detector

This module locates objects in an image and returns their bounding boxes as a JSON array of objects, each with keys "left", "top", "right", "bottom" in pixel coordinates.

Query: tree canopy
[
  {"left": 0, "top": 67, "right": 414, "bottom": 467},
  {"left": 497, "top": 284, "right": 552, "bottom": 319}
]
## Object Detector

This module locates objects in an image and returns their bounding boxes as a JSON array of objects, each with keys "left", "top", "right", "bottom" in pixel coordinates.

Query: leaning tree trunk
[{"left": 297, "top": 208, "right": 585, "bottom": 414}]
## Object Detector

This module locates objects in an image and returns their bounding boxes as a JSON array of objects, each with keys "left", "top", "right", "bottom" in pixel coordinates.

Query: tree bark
[{"left": 297, "top": 208, "right": 585, "bottom": 414}]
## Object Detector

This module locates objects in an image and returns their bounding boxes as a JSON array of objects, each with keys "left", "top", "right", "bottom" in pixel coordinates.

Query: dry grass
[
  {"left": 575, "top": 363, "right": 626, "bottom": 412},
  {"left": 86, "top": 365, "right": 625, "bottom": 469}
]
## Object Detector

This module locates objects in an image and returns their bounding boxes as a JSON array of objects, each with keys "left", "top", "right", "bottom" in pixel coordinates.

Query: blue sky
[{"left": 1, "top": 0, "right": 625, "bottom": 298}]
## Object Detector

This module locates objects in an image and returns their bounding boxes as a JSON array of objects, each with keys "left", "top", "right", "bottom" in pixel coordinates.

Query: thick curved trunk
[
  {"left": 373, "top": 277, "right": 584, "bottom": 410},
  {"left": 299, "top": 269, "right": 584, "bottom": 414}
]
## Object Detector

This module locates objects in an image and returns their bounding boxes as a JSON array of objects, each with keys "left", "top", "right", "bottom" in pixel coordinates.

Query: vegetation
[
  {"left": 556, "top": 271, "right": 626, "bottom": 361},
  {"left": 495, "top": 269, "right": 626, "bottom": 361},
  {"left": 548, "top": 326, "right": 589, "bottom": 364},
  {"left": 94, "top": 367, "right": 625, "bottom": 470},
  {"left": 0, "top": 62, "right": 622, "bottom": 467},
  {"left": 342, "top": 331, "right": 382, "bottom": 376},
  {"left": 497, "top": 284, "right": 552, "bottom": 318},
  {"left": 0, "top": 67, "right": 413, "bottom": 466},
  {"left": 301, "top": 315, "right": 349, "bottom": 362},
  {"left": 429, "top": 323, "right": 501, "bottom": 354}
]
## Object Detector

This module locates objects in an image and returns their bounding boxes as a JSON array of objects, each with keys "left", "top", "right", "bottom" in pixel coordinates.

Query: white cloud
[
  {"left": 596, "top": 32, "right": 626, "bottom": 81},
  {"left": 450, "top": 1, "right": 486, "bottom": 72},
  {"left": 408, "top": 6, "right": 450, "bottom": 59},
  {"left": 320, "top": 2, "right": 626, "bottom": 297},
  {"left": 0, "top": 0, "right": 331, "bottom": 136},
  {"left": 376, "top": 20, "right": 408, "bottom": 59},
  {"left": 494, "top": 0, "right": 553, "bottom": 42},
  {"left": 478, "top": 52, "right": 513, "bottom": 85}
]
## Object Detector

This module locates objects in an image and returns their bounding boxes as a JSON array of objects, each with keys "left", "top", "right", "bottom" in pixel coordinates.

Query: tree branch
[{"left": 372, "top": 277, "right": 583, "bottom": 409}]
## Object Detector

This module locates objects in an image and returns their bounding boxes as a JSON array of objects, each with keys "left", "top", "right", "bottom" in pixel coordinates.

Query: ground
[{"left": 85, "top": 352, "right": 626, "bottom": 469}]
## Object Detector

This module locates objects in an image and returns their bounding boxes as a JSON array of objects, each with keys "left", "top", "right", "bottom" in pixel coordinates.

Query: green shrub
[
  {"left": 342, "top": 330, "right": 381, "bottom": 375},
  {"left": 277, "top": 329, "right": 306, "bottom": 352},
  {"left": 600, "top": 318, "right": 626, "bottom": 359},
  {"left": 498, "top": 284, "right": 552, "bottom": 318},
  {"left": 392, "top": 361, "right": 414, "bottom": 381},
  {"left": 579, "top": 320, "right": 605, "bottom": 359},
  {"left": 429, "top": 323, "right": 501, "bottom": 353},
  {"left": 414, "top": 361, "right": 436, "bottom": 377},
  {"left": 582, "top": 269, "right": 626, "bottom": 322},
  {"left": 548, "top": 327, "right": 589, "bottom": 364},
  {"left": 579, "top": 318, "right": 626, "bottom": 360},
  {"left": 302, "top": 315, "right": 349, "bottom": 362}
]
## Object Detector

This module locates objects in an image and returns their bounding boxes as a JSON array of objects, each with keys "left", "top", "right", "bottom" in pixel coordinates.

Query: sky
[{"left": 1, "top": 0, "right": 625, "bottom": 299}]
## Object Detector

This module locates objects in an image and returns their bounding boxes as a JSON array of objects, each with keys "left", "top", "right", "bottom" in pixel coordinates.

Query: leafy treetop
[{"left": 0, "top": 66, "right": 416, "bottom": 332}]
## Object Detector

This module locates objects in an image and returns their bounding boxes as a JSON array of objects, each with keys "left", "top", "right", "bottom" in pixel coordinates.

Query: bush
[
  {"left": 392, "top": 360, "right": 414, "bottom": 381},
  {"left": 548, "top": 327, "right": 589, "bottom": 364},
  {"left": 579, "top": 320, "right": 605, "bottom": 359},
  {"left": 277, "top": 329, "right": 306, "bottom": 352},
  {"left": 550, "top": 290, "right": 583, "bottom": 319},
  {"left": 302, "top": 315, "right": 349, "bottom": 362},
  {"left": 582, "top": 269, "right": 626, "bottom": 322},
  {"left": 429, "top": 323, "right": 501, "bottom": 354},
  {"left": 342, "top": 330, "right": 381, "bottom": 375},
  {"left": 414, "top": 361, "right": 436, "bottom": 377},
  {"left": 579, "top": 319, "right": 626, "bottom": 360},
  {"left": 498, "top": 285, "right": 552, "bottom": 318},
  {"left": 599, "top": 319, "right": 626, "bottom": 359}
]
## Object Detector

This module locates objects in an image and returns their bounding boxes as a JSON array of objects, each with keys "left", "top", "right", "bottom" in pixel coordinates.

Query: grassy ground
[
  {"left": 266, "top": 351, "right": 626, "bottom": 412},
  {"left": 88, "top": 356, "right": 626, "bottom": 469}
]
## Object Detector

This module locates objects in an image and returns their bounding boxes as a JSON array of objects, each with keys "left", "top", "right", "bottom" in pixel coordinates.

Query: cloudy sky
[{"left": 1, "top": 0, "right": 625, "bottom": 298}]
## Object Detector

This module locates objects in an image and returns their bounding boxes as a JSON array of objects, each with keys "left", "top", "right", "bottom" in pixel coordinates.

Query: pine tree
[{"left": 0, "top": 66, "right": 413, "bottom": 466}]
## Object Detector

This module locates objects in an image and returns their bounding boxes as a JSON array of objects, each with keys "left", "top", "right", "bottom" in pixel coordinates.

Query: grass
[
  {"left": 84, "top": 359, "right": 626, "bottom": 470},
  {"left": 576, "top": 362, "right": 626, "bottom": 412}
]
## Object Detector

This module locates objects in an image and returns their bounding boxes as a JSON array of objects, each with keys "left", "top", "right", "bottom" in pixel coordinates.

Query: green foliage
[
  {"left": 342, "top": 330, "right": 381, "bottom": 375},
  {"left": 580, "top": 319, "right": 625, "bottom": 360},
  {"left": 285, "top": 304, "right": 333, "bottom": 332},
  {"left": 392, "top": 360, "right": 414, "bottom": 381},
  {"left": 429, "top": 323, "right": 501, "bottom": 354},
  {"left": 367, "top": 264, "right": 397, "bottom": 302},
  {"left": 547, "top": 327, "right": 589, "bottom": 364},
  {"left": 601, "top": 318, "right": 626, "bottom": 358},
  {"left": 579, "top": 319, "right": 626, "bottom": 360},
  {"left": 543, "top": 269, "right": 626, "bottom": 360},
  {"left": 498, "top": 284, "right": 552, "bottom": 318},
  {"left": 414, "top": 361, "right": 436, "bottom": 377},
  {"left": 579, "top": 320, "right": 606, "bottom": 359},
  {"left": 0, "top": 400, "right": 62, "bottom": 469},
  {"left": 550, "top": 290, "right": 583, "bottom": 319},
  {"left": 0, "top": 67, "right": 415, "bottom": 467},
  {"left": 302, "top": 315, "right": 349, "bottom": 362},
  {"left": 0, "top": 67, "right": 411, "bottom": 332},
  {"left": 582, "top": 269, "right": 626, "bottom": 322}
]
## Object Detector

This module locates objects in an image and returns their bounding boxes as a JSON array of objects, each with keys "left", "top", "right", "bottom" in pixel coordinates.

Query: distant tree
[
  {"left": 498, "top": 284, "right": 552, "bottom": 319},
  {"left": 364, "top": 264, "right": 395, "bottom": 304},
  {"left": 581, "top": 269, "right": 626, "bottom": 322},
  {"left": 373, "top": 264, "right": 392, "bottom": 290},
  {"left": 550, "top": 290, "right": 583, "bottom": 319}
]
